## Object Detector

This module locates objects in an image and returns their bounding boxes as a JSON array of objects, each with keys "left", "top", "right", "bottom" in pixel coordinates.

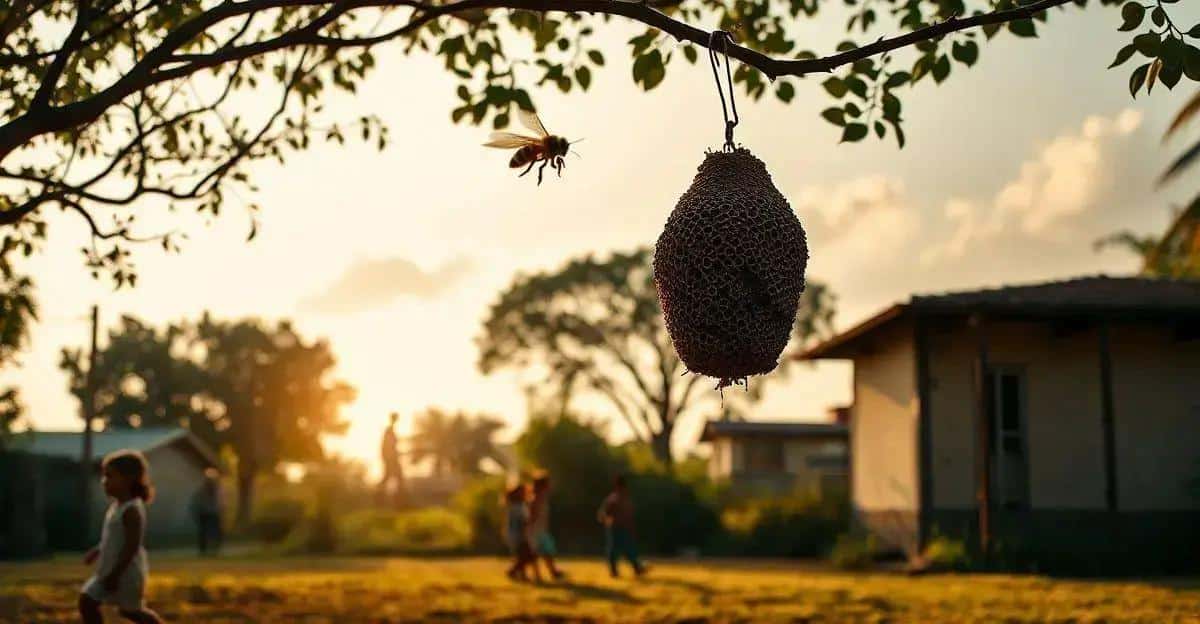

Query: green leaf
[
  {"left": 1118, "top": 2, "right": 1145, "bottom": 31},
  {"left": 882, "top": 93, "right": 901, "bottom": 120},
  {"left": 841, "top": 123, "right": 868, "bottom": 142},
  {"left": 821, "top": 107, "right": 846, "bottom": 126},
  {"left": 1189, "top": 24, "right": 1200, "bottom": 38},
  {"left": 632, "top": 50, "right": 666, "bottom": 90},
  {"left": 952, "top": 40, "right": 979, "bottom": 66},
  {"left": 823, "top": 77, "right": 848, "bottom": 98},
  {"left": 1151, "top": 7, "right": 1165, "bottom": 27},
  {"left": 1147, "top": 58, "right": 1162, "bottom": 93},
  {"left": 575, "top": 66, "right": 591, "bottom": 91},
  {"left": 932, "top": 55, "right": 951, "bottom": 83},
  {"left": 1008, "top": 18, "right": 1037, "bottom": 38},
  {"left": 844, "top": 102, "right": 862, "bottom": 118},
  {"left": 845, "top": 76, "right": 868, "bottom": 98},
  {"left": 776, "top": 81, "right": 795, "bottom": 103},
  {"left": 456, "top": 85, "right": 470, "bottom": 101},
  {"left": 891, "top": 121, "right": 906, "bottom": 148},
  {"left": 1160, "top": 58, "right": 1183, "bottom": 89},
  {"left": 451, "top": 106, "right": 469, "bottom": 123},
  {"left": 683, "top": 45, "right": 698, "bottom": 64},
  {"left": 1184, "top": 45, "right": 1200, "bottom": 81},
  {"left": 493, "top": 113, "right": 510, "bottom": 129},
  {"left": 1129, "top": 62, "right": 1150, "bottom": 98},
  {"left": 1109, "top": 44, "right": 1137, "bottom": 69},
  {"left": 1134, "top": 32, "right": 1161, "bottom": 57},
  {"left": 874, "top": 121, "right": 886, "bottom": 138},
  {"left": 885, "top": 71, "right": 911, "bottom": 88},
  {"left": 588, "top": 50, "right": 605, "bottom": 66}
]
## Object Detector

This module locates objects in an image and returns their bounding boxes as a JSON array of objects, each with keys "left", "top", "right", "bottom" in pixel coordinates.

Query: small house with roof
[
  {"left": 700, "top": 415, "right": 849, "bottom": 496},
  {"left": 798, "top": 276, "right": 1200, "bottom": 572},
  {"left": 4, "top": 427, "right": 221, "bottom": 551}
]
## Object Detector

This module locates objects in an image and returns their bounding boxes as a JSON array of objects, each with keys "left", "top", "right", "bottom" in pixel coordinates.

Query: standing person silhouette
[
  {"left": 598, "top": 474, "right": 646, "bottom": 579},
  {"left": 379, "top": 413, "right": 404, "bottom": 507}
]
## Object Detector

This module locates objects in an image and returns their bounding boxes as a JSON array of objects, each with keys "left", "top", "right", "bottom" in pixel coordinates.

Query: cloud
[
  {"left": 301, "top": 256, "right": 472, "bottom": 315},
  {"left": 796, "top": 175, "right": 918, "bottom": 260},
  {"left": 921, "top": 108, "right": 1143, "bottom": 266}
]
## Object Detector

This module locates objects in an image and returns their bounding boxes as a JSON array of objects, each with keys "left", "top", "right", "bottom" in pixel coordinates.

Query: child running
[
  {"left": 503, "top": 482, "right": 539, "bottom": 582},
  {"left": 597, "top": 474, "right": 646, "bottom": 579},
  {"left": 528, "top": 472, "right": 565, "bottom": 580},
  {"left": 79, "top": 450, "right": 164, "bottom": 624}
]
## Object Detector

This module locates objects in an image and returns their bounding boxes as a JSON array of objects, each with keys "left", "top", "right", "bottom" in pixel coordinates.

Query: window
[
  {"left": 743, "top": 439, "right": 785, "bottom": 473},
  {"left": 987, "top": 368, "right": 1030, "bottom": 510}
]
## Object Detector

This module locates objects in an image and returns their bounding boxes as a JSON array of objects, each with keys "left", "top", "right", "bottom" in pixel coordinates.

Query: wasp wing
[
  {"left": 517, "top": 110, "right": 550, "bottom": 138},
  {"left": 483, "top": 132, "right": 542, "bottom": 149}
]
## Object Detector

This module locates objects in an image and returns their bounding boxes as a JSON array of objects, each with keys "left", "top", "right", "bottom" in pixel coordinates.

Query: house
[
  {"left": 700, "top": 415, "right": 849, "bottom": 496},
  {"left": 799, "top": 276, "right": 1200, "bottom": 572},
  {"left": 8, "top": 427, "right": 221, "bottom": 549}
]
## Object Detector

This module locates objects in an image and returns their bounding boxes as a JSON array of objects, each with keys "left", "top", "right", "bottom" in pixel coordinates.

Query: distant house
[
  {"left": 799, "top": 276, "right": 1200, "bottom": 572},
  {"left": 700, "top": 417, "right": 849, "bottom": 496},
  {"left": 9, "top": 427, "right": 221, "bottom": 549}
]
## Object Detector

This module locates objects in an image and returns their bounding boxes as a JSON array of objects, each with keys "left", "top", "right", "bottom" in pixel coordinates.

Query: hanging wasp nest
[{"left": 653, "top": 147, "right": 808, "bottom": 389}]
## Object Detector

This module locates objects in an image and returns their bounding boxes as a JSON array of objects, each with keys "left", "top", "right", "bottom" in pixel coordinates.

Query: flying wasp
[{"left": 483, "top": 110, "right": 575, "bottom": 185}]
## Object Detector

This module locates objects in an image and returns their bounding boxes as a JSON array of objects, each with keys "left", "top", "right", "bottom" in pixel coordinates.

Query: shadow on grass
[{"left": 555, "top": 581, "right": 641, "bottom": 604}]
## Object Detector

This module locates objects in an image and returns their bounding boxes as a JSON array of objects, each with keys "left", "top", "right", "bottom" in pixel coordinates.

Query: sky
[{"left": 7, "top": 2, "right": 1200, "bottom": 474}]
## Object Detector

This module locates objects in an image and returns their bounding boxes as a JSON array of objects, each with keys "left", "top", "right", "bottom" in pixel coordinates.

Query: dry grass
[{"left": 2, "top": 556, "right": 1198, "bottom": 623}]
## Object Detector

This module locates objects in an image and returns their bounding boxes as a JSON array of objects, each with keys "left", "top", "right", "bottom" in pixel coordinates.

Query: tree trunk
[
  {"left": 650, "top": 425, "right": 673, "bottom": 463},
  {"left": 235, "top": 462, "right": 256, "bottom": 529}
]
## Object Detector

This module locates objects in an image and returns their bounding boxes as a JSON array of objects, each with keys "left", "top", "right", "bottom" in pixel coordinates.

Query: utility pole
[{"left": 80, "top": 304, "right": 98, "bottom": 541}]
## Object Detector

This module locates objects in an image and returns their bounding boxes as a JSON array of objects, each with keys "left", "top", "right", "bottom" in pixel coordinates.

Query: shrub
[
  {"left": 338, "top": 508, "right": 472, "bottom": 555},
  {"left": 721, "top": 488, "right": 849, "bottom": 557},
  {"left": 922, "top": 536, "right": 971, "bottom": 571},
  {"left": 250, "top": 496, "right": 307, "bottom": 543},
  {"left": 830, "top": 532, "right": 877, "bottom": 570},
  {"left": 451, "top": 475, "right": 507, "bottom": 554}
]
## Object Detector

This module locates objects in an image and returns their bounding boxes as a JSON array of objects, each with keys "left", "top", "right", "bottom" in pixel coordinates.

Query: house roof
[
  {"left": 11, "top": 427, "right": 221, "bottom": 469},
  {"left": 700, "top": 420, "right": 848, "bottom": 442},
  {"left": 799, "top": 276, "right": 1200, "bottom": 360}
]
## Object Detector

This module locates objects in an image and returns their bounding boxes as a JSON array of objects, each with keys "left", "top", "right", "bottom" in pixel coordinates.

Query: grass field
[{"left": 2, "top": 556, "right": 1198, "bottom": 623}]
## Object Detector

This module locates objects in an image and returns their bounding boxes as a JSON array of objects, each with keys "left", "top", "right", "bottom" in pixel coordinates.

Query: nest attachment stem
[{"left": 708, "top": 30, "right": 739, "bottom": 151}]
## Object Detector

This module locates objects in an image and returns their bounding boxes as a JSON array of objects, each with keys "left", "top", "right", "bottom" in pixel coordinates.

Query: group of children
[
  {"left": 504, "top": 472, "right": 646, "bottom": 582},
  {"left": 504, "top": 472, "right": 565, "bottom": 582},
  {"left": 76, "top": 451, "right": 649, "bottom": 621}
]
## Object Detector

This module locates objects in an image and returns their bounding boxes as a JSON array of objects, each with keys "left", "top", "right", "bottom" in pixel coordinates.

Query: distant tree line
[{"left": 58, "top": 314, "right": 355, "bottom": 526}]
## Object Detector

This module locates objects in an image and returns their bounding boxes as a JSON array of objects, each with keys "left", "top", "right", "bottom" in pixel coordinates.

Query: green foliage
[
  {"left": 829, "top": 532, "right": 878, "bottom": 570},
  {"left": 250, "top": 495, "right": 308, "bottom": 544},
  {"left": 451, "top": 474, "right": 508, "bottom": 554},
  {"left": 1113, "top": 1, "right": 1200, "bottom": 97},
  {"left": 921, "top": 535, "right": 972, "bottom": 571},
  {"left": 720, "top": 489, "right": 849, "bottom": 557},
  {"left": 0, "top": 0, "right": 1182, "bottom": 298},
  {"left": 337, "top": 507, "right": 473, "bottom": 555}
]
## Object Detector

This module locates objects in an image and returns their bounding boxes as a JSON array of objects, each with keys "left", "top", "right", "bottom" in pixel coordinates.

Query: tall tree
[
  {"left": 194, "top": 315, "right": 355, "bottom": 525},
  {"left": 60, "top": 316, "right": 218, "bottom": 441},
  {"left": 410, "top": 407, "right": 506, "bottom": 476},
  {"left": 59, "top": 313, "right": 355, "bottom": 525},
  {"left": 0, "top": 0, "right": 1193, "bottom": 289},
  {"left": 1097, "top": 90, "right": 1200, "bottom": 278},
  {"left": 477, "top": 248, "right": 835, "bottom": 461}
]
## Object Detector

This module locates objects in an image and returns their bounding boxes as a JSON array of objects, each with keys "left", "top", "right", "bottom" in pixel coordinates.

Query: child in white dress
[{"left": 78, "top": 450, "right": 164, "bottom": 624}]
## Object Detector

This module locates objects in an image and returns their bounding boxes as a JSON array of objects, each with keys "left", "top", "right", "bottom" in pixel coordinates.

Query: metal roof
[
  {"left": 799, "top": 276, "right": 1200, "bottom": 360},
  {"left": 10, "top": 427, "right": 221, "bottom": 468}
]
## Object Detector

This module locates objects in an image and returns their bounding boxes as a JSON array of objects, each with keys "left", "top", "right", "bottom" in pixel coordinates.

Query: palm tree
[
  {"left": 410, "top": 408, "right": 506, "bottom": 476},
  {"left": 1098, "top": 91, "right": 1200, "bottom": 277}
]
